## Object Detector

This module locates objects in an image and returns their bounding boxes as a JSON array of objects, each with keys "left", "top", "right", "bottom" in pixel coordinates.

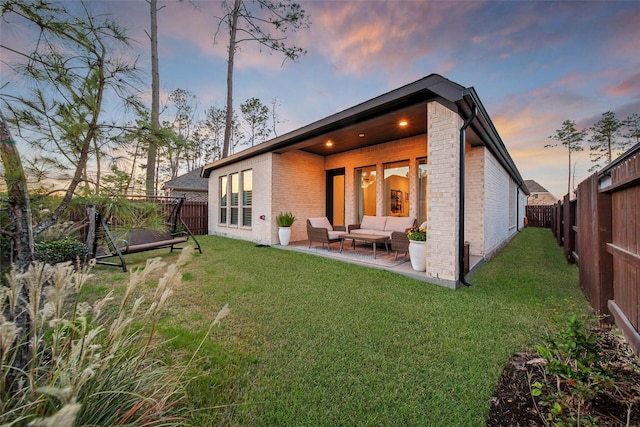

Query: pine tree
[
  {"left": 546, "top": 120, "right": 586, "bottom": 196},
  {"left": 588, "top": 111, "right": 624, "bottom": 172}
]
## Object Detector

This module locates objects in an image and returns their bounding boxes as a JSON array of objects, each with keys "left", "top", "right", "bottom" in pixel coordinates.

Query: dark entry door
[{"left": 326, "top": 168, "right": 345, "bottom": 227}]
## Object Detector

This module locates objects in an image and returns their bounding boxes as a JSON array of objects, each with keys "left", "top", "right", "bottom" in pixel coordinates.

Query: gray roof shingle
[{"left": 163, "top": 168, "right": 208, "bottom": 191}]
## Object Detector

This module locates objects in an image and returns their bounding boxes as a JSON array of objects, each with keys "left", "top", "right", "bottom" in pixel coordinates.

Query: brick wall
[
  {"left": 272, "top": 151, "right": 326, "bottom": 243},
  {"left": 208, "top": 153, "right": 274, "bottom": 244},
  {"left": 426, "top": 101, "right": 461, "bottom": 284},
  {"left": 484, "top": 149, "right": 516, "bottom": 258},
  {"left": 465, "top": 145, "right": 485, "bottom": 258}
]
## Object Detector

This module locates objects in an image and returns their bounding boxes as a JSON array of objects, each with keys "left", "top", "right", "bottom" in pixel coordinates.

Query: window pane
[
  {"left": 242, "top": 170, "right": 252, "bottom": 206},
  {"left": 418, "top": 158, "right": 428, "bottom": 225},
  {"left": 220, "top": 176, "right": 228, "bottom": 207},
  {"left": 230, "top": 173, "right": 239, "bottom": 206},
  {"left": 230, "top": 207, "right": 238, "bottom": 225},
  {"left": 384, "top": 161, "right": 409, "bottom": 216},
  {"left": 219, "top": 176, "right": 228, "bottom": 224},
  {"left": 355, "top": 166, "right": 376, "bottom": 222},
  {"left": 242, "top": 207, "right": 252, "bottom": 226}
]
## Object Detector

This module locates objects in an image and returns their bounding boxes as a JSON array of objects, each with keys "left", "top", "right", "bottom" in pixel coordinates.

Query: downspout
[{"left": 459, "top": 105, "right": 477, "bottom": 287}]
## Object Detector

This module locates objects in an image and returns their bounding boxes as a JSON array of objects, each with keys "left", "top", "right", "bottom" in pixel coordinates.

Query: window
[
  {"left": 230, "top": 173, "right": 239, "bottom": 225},
  {"left": 220, "top": 170, "right": 252, "bottom": 227},
  {"left": 418, "top": 158, "right": 428, "bottom": 224},
  {"left": 383, "top": 161, "right": 409, "bottom": 216},
  {"left": 241, "top": 170, "right": 252, "bottom": 226},
  {"left": 219, "top": 176, "right": 228, "bottom": 224},
  {"left": 355, "top": 166, "right": 376, "bottom": 222}
]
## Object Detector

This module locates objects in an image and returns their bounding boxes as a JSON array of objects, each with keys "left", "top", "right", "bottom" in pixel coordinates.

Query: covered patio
[{"left": 278, "top": 238, "right": 484, "bottom": 285}]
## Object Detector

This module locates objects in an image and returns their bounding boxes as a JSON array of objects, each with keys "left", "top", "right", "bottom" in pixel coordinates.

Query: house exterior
[
  {"left": 525, "top": 179, "right": 558, "bottom": 205},
  {"left": 162, "top": 168, "right": 208, "bottom": 202},
  {"left": 201, "top": 74, "right": 528, "bottom": 288}
]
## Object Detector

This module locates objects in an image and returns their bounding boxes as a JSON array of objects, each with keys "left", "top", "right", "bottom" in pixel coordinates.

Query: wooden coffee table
[{"left": 339, "top": 233, "right": 390, "bottom": 259}]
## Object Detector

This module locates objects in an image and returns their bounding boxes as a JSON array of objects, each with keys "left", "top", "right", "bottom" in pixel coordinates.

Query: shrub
[
  {"left": 531, "top": 315, "right": 617, "bottom": 426},
  {"left": 407, "top": 225, "right": 426, "bottom": 241},
  {"left": 34, "top": 238, "right": 89, "bottom": 265},
  {"left": 0, "top": 246, "right": 229, "bottom": 426},
  {"left": 276, "top": 211, "right": 296, "bottom": 227}
]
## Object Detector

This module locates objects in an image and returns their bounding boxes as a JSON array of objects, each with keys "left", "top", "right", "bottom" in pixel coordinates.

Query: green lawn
[{"left": 88, "top": 227, "right": 593, "bottom": 426}]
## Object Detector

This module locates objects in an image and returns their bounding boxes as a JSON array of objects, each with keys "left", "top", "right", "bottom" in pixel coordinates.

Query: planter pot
[
  {"left": 408, "top": 240, "right": 426, "bottom": 271},
  {"left": 278, "top": 227, "right": 292, "bottom": 246}
]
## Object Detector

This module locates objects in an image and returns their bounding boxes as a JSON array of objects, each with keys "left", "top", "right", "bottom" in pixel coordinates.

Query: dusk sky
[{"left": 2, "top": 0, "right": 640, "bottom": 199}]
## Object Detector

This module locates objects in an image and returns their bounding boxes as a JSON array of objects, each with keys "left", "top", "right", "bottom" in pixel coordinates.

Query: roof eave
[
  {"left": 201, "top": 74, "right": 462, "bottom": 177},
  {"left": 459, "top": 89, "right": 528, "bottom": 194}
]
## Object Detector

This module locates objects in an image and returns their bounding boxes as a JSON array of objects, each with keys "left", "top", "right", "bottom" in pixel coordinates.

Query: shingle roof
[
  {"left": 524, "top": 179, "right": 549, "bottom": 193},
  {"left": 163, "top": 168, "right": 208, "bottom": 191}
]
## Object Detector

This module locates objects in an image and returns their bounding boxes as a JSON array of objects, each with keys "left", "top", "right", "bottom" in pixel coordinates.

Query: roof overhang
[{"left": 201, "top": 73, "right": 526, "bottom": 191}]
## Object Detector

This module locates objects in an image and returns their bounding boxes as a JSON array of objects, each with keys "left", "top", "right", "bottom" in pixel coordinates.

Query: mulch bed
[{"left": 487, "top": 326, "right": 640, "bottom": 426}]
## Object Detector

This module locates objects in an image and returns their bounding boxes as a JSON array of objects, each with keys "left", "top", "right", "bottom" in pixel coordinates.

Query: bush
[
  {"left": 276, "top": 211, "right": 296, "bottom": 227},
  {"left": 0, "top": 246, "right": 229, "bottom": 426},
  {"left": 34, "top": 238, "right": 89, "bottom": 264}
]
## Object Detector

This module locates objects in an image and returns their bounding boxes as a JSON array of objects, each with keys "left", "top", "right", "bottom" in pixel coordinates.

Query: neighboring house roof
[
  {"left": 201, "top": 73, "right": 527, "bottom": 192},
  {"left": 524, "top": 180, "right": 550, "bottom": 194},
  {"left": 163, "top": 168, "right": 208, "bottom": 192}
]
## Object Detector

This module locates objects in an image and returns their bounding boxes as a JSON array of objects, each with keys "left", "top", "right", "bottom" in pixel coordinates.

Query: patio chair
[
  {"left": 390, "top": 231, "right": 410, "bottom": 260},
  {"left": 306, "top": 217, "right": 346, "bottom": 251},
  {"left": 390, "top": 220, "right": 425, "bottom": 260}
]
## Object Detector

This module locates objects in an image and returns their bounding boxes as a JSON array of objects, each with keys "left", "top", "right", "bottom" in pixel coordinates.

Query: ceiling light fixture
[
  {"left": 359, "top": 133, "right": 365, "bottom": 138},
  {"left": 399, "top": 120, "right": 408, "bottom": 127},
  {"left": 325, "top": 140, "right": 333, "bottom": 147}
]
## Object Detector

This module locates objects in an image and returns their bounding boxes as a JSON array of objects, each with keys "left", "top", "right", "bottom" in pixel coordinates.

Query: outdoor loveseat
[{"left": 348, "top": 215, "right": 417, "bottom": 259}]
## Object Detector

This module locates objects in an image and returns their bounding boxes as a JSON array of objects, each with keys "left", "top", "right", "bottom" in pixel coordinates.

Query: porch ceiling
[
  {"left": 274, "top": 102, "right": 483, "bottom": 157},
  {"left": 274, "top": 103, "right": 428, "bottom": 156}
]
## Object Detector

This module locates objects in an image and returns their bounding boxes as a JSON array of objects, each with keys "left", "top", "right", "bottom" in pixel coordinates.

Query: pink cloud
[
  {"left": 529, "top": 72, "right": 586, "bottom": 97},
  {"left": 607, "top": 73, "right": 640, "bottom": 97},
  {"left": 304, "top": 1, "right": 479, "bottom": 76}
]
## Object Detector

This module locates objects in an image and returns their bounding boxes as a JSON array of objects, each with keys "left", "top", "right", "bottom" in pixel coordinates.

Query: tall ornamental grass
[{"left": 0, "top": 246, "right": 229, "bottom": 426}]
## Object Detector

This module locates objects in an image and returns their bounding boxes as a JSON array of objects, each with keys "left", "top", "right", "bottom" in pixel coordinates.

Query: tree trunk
[
  {"left": 567, "top": 144, "right": 571, "bottom": 196},
  {"left": 146, "top": 0, "right": 160, "bottom": 196},
  {"left": 85, "top": 204, "right": 97, "bottom": 258},
  {"left": 0, "top": 110, "right": 34, "bottom": 394},
  {"left": 222, "top": 0, "right": 241, "bottom": 159},
  {"left": 0, "top": 111, "right": 34, "bottom": 268}
]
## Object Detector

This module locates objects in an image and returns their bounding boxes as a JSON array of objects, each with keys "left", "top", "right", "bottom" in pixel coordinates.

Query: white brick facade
[
  {"left": 465, "top": 145, "right": 485, "bottom": 258},
  {"left": 426, "top": 102, "right": 461, "bottom": 283}
]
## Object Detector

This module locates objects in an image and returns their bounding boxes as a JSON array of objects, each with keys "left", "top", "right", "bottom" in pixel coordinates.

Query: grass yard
[{"left": 85, "top": 227, "right": 593, "bottom": 426}]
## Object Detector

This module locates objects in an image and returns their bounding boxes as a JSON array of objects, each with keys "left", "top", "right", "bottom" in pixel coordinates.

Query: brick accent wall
[
  {"left": 169, "top": 190, "right": 207, "bottom": 202},
  {"left": 426, "top": 101, "right": 462, "bottom": 284},
  {"left": 465, "top": 145, "right": 485, "bottom": 258},
  {"left": 271, "top": 151, "right": 326, "bottom": 243},
  {"left": 483, "top": 149, "right": 516, "bottom": 258}
]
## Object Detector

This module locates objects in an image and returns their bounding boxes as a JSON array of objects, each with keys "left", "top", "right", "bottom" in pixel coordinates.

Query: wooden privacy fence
[
  {"left": 551, "top": 145, "right": 640, "bottom": 355},
  {"left": 525, "top": 205, "right": 553, "bottom": 228},
  {"left": 181, "top": 201, "right": 208, "bottom": 235}
]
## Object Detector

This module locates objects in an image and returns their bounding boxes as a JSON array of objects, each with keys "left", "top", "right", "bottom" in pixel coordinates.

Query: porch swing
[{"left": 90, "top": 196, "right": 202, "bottom": 272}]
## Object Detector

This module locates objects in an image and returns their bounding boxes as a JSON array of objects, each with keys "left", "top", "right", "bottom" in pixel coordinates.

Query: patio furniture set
[{"left": 306, "top": 215, "right": 417, "bottom": 259}]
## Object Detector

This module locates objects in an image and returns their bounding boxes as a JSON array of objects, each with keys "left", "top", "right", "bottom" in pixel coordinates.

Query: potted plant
[
  {"left": 276, "top": 211, "right": 296, "bottom": 246},
  {"left": 407, "top": 225, "right": 426, "bottom": 271}
]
